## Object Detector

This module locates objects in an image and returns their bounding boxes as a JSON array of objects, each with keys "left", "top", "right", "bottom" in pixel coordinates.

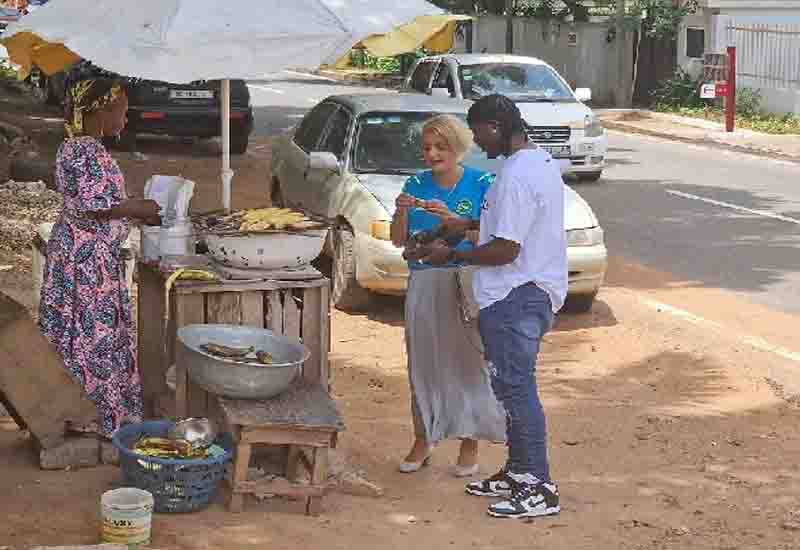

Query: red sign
[{"left": 715, "top": 82, "right": 729, "bottom": 97}]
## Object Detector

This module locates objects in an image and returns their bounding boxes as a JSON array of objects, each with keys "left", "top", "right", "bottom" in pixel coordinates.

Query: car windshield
[
  {"left": 459, "top": 63, "right": 575, "bottom": 102},
  {"left": 353, "top": 111, "right": 467, "bottom": 174}
]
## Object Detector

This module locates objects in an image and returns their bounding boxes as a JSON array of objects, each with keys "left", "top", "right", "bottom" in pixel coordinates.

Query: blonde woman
[{"left": 391, "top": 115, "right": 505, "bottom": 477}]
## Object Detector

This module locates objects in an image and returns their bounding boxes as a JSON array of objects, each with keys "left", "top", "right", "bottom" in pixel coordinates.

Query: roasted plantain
[{"left": 200, "top": 343, "right": 255, "bottom": 359}]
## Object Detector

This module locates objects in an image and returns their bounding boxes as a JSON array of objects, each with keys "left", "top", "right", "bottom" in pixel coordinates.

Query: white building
[{"left": 679, "top": 0, "right": 800, "bottom": 114}]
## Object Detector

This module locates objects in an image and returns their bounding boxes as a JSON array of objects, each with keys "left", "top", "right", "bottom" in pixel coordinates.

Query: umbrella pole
[{"left": 221, "top": 78, "right": 233, "bottom": 212}]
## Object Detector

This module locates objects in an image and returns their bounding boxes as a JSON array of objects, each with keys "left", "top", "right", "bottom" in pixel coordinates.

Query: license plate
[
  {"left": 542, "top": 144, "right": 571, "bottom": 158},
  {"left": 170, "top": 90, "right": 214, "bottom": 99}
]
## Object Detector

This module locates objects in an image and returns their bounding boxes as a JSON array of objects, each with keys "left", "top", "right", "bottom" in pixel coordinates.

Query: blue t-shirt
[{"left": 402, "top": 166, "right": 494, "bottom": 270}]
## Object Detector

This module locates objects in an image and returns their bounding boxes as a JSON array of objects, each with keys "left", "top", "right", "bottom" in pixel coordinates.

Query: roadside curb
[{"left": 603, "top": 119, "right": 800, "bottom": 164}]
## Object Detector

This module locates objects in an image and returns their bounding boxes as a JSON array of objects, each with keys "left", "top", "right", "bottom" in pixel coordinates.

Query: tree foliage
[{"left": 430, "top": 0, "right": 698, "bottom": 38}]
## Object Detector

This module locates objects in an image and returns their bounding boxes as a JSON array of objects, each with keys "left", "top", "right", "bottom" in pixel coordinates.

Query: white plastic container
[
  {"left": 141, "top": 226, "right": 162, "bottom": 263},
  {"left": 158, "top": 221, "right": 194, "bottom": 257},
  {"left": 101, "top": 488, "right": 154, "bottom": 548}
]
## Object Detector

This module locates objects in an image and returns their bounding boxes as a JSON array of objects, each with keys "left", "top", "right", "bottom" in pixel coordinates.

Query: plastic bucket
[
  {"left": 141, "top": 226, "right": 161, "bottom": 263},
  {"left": 159, "top": 222, "right": 194, "bottom": 257},
  {"left": 101, "top": 488, "right": 154, "bottom": 548}
]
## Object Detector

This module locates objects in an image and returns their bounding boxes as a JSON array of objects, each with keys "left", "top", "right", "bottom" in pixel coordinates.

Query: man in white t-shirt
[{"left": 425, "top": 94, "right": 566, "bottom": 519}]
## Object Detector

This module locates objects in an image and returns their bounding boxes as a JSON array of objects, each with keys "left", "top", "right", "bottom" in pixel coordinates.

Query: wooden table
[
  {"left": 136, "top": 263, "right": 331, "bottom": 418},
  {"left": 219, "top": 382, "right": 344, "bottom": 515}
]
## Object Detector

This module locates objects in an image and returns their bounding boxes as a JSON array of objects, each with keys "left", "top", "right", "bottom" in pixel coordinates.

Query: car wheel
[
  {"left": 562, "top": 292, "right": 598, "bottom": 314},
  {"left": 577, "top": 171, "right": 602, "bottom": 183},
  {"left": 230, "top": 130, "right": 249, "bottom": 155},
  {"left": 331, "top": 226, "right": 372, "bottom": 312}
]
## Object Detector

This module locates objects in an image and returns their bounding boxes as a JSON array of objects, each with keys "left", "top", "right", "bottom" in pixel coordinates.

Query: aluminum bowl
[
  {"left": 204, "top": 230, "right": 327, "bottom": 270},
  {"left": 177, "top": 324, "right": 309, "bottom": 400},
  {"left": 168, "top": 418, "right": 217, "bottom": 450}
]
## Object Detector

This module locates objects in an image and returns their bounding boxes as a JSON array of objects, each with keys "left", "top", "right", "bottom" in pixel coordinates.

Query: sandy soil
[{"left": 2, "top": 84, "right": 800, "bottom": 550}]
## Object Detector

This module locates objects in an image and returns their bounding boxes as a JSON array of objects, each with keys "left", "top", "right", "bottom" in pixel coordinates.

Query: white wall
[{"left": 678, "top": 8, "right": 800, "bottom": 115}]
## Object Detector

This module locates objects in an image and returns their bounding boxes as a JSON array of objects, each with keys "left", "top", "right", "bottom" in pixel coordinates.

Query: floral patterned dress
[{"left": 39, "top": 136, "right": 143, "bottom": 438}]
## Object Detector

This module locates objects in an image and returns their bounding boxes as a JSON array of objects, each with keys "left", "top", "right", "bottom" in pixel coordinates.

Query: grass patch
[{"left": 655, "top": 105, "right": 800, "bottom": 135}]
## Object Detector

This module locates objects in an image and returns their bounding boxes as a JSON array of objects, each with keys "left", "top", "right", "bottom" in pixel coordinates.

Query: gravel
[{"left": 0, "top": 180, "right": 62, "bottom": 271}]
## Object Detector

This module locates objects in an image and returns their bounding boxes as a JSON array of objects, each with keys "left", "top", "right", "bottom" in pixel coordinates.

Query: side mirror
[
  {"left": 430, "top": 87, "right": 451, "bottom": 98},
  {"left": 307, "top": 152, "right": 341, "bottom": 176},
  {"left": 574, "top": 88, "right": 592, "bottom": 102}
]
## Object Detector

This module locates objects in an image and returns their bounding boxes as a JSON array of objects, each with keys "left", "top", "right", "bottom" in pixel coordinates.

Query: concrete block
[{"left": 38, "top": 435, "right": 100, "bottom": 470}]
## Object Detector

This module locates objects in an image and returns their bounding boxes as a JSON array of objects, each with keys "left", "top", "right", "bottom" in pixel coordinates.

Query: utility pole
[
  {"left": 505, "top": 0, "right": 514, "bottom": 54},
  {"left": 615, "top": 0, "right": 629, "bottom": 107}
]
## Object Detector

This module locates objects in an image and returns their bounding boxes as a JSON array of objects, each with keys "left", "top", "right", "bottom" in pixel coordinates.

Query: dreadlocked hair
[{"left": 467, "top": 94, "right": 527, "bottom": 156}]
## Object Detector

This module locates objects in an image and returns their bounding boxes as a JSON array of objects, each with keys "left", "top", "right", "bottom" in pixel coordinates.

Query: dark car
[
  {"left": 50, "top": 60, "right": 254, "bottom": 154},
  {"left": 0, "top": 6, "right": 20, "bottom": 33}
]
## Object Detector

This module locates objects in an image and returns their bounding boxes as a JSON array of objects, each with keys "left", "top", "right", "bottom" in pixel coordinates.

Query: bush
[
  {"left": 0, "top": 59, "right": 19, "bottom": 81},
  {"left": 650, "top": 69, "right": 705, "bottom": 110},
  {"left": 735, "top": 87, "right": 762, "bottom": 118},
  {"left": 650, "top": 69, "right": 800, "bottom": 134},
  {"left": 349, "top": 50, "right": 401, "bottom": 74}
]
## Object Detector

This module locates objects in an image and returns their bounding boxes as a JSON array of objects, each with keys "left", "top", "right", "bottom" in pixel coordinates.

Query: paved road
[
  {"left": 248, "top": 71, "right": 393, "bottom": 138},
  {"left": 580, "top": 133, "right": 800, "bottom": 314},
  {"left": 248, "top": 72, "right": 800, "bottom": 315}
]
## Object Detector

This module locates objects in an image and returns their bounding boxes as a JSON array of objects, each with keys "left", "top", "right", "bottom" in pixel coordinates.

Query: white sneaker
[
  {"left": 465, "top": 469, "right": 515, "bottom": 497},
  {"left": 488, "top": 482, "right": 560, "bottom": 519}
]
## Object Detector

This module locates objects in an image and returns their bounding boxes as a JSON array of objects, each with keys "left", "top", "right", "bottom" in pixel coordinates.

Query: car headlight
[
  {"left": 584, "top": 115, "right": 604, "bottom": 138},
  {"left": 370, "top": 220, "right": 392, "bottom": 241},
  {"left": 567, "top": 227, "right": 604, "bottom": 247}
]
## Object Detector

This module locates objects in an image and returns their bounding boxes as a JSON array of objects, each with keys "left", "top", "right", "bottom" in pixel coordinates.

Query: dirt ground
[{"left": 2, "top": 84, "right": 800, "bottom": 550}]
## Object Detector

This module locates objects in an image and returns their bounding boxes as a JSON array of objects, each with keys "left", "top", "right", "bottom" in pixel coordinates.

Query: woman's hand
[
  {"left": 423, "top": 199, "right": 458, "bottom": 221},
  {"left": 396, "top": 193, "right": 419, "bottom": 210},
  {"left": 465, "top": 230, "right": 480, "bottom": 244}
]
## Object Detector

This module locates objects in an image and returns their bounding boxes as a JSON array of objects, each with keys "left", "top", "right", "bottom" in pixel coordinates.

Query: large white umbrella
[{"left": 2, "top": 0, "right": 443, "bottom": 210}]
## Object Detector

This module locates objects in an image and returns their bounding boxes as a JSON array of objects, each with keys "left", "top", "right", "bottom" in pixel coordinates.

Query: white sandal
[
  {"left": 451, "top": 463, "right": 480, "bottom": 478},
  {"left": 399, "top": 450, "right": 433, "bottom": 473}
]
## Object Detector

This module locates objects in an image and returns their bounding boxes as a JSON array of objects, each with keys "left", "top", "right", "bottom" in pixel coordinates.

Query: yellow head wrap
[{"left": 65, "top": 79, "right": 125, "bottom": 138}]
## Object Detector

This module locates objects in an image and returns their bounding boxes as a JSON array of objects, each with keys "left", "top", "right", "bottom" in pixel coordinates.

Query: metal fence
[{"left": 726, "top": 23, "right": 800, "bottom": 90}]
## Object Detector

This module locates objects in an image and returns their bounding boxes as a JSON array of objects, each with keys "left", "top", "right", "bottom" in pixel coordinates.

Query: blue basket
[{"left": 112, "top": 420, "right": 233, "bottom": 513}]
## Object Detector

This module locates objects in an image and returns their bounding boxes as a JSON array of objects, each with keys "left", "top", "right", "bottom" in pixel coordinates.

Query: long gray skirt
[{"left": 405, "top": 267, "right": 506, "bottom": 444}]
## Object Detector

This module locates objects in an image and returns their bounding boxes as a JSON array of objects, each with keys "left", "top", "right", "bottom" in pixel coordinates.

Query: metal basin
[
  {"left": 204, "top": 230, "right": 327, "bottom": 270},
  {"left": 177, "top": 324, "right": 309, "bottom": 400}
]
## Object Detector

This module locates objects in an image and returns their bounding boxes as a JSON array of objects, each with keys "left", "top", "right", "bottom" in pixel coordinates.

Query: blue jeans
[{"left": 478, "top": 283, "right": 554, "bottom": 482}]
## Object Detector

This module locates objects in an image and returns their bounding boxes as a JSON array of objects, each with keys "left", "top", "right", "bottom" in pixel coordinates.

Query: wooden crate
[{"left": 137, "top": 263, "right": 331, "bottom": 419}]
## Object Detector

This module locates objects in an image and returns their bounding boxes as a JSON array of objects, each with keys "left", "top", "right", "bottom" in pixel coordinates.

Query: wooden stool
[{"left": 218, "top": 382, "right": 344, "bottom": 515}]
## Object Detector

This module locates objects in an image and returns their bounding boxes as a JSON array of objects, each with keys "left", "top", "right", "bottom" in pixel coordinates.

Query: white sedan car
[
  {"left": 406, "top": 53, "right": 608, "bottom": 182},
  {"left": 271, "top": 93, "right": 607, "bottom": 312}
]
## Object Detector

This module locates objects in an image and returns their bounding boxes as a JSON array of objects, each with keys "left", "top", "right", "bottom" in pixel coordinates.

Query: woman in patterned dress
[{"left": 39, "top": 78, "right": 161, "bottom": 439}]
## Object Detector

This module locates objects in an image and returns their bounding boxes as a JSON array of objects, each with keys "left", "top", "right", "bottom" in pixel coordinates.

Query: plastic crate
[{"left": 112, "top": 420, "right": 233, "bottom": 513}]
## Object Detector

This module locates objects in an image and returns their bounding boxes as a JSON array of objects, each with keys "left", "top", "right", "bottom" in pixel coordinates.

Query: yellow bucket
[{"left": 101, "top": 488, "right": 154, "bottom": 548}]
